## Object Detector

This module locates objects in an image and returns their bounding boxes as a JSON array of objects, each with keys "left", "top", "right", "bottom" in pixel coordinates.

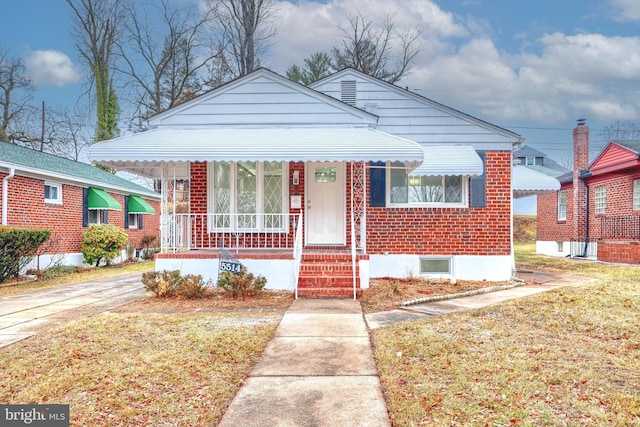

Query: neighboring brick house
[
  {"left": 89, "top": 68, "right": 523, "bottom": 298},
  {"left": 0, "top": 142, "right": 160, "bottom": 269},
  {"left": 537, "top": 122, "right": 640, "bottom": 263}
]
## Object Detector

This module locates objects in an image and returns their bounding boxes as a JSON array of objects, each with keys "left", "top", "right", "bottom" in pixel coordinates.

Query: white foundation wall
[
  {"left": 369, "top": 254, "right": 514, "bottom": 282},
  {"left": 22, "top": 252, "right": 93, "bottom": 273},
  {"left": 536, "top": 241, "right": 571, "bottom": 257},
  {"left": 155, "top": 257, "right": 296, "bottom": 291}
]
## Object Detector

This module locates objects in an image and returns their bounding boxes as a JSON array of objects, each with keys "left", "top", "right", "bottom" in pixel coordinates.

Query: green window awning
[
  {"left": 88, "top": 187, "right": 121, "bottom": 210},
  {"left": 128, "top": 195, "right": 156, "bottom": 214}
]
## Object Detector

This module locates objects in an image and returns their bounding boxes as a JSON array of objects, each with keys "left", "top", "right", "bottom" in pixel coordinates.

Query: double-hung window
[
  {"left": 208, "top": 161, "right": 287, "bottom": 231},
  {"left": 387, "top": 162, "right": 466, "bottom": 206},
  {"left": 558, "top": 190, "right": 567, "bottom": 221},
  {"left": 633, "top": 180, "right": 640, "bottom": 211},
  {"left": 44, "top": 182, "right": 62, "bottom": 204}
]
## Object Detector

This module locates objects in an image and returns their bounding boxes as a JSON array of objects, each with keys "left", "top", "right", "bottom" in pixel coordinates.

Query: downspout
[
  {"left": 579, "top": 170, "right": 592, "bottom": 258},
  {"left": 2, "top": 168, "right": 15, "bottom": 226}
]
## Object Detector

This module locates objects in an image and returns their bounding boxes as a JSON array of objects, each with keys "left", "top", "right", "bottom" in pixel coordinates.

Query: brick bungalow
[
  {"left": 537, "top": 121, "right": 640, "bottom": 263},
  {"left": 0, "top": 142, "right": 160, "bottom": 270},
  {"left": 89, "top": 68, "right": 523, "bottom": 298}
]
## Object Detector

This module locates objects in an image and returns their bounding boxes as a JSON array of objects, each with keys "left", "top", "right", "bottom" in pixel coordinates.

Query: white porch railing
[
  {"left": 162, "top": 213, "right": 301, "bottom": 252},
  {"left": 293, "top": 212, "right": 303, "bottom": 299}
]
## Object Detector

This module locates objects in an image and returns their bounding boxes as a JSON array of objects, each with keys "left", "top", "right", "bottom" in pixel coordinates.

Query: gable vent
[{"left": 341, "top": 80, "right": 356, "bottom": 106}]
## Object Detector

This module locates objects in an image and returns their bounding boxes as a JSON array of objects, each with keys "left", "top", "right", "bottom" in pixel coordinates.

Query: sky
[{"left": 2, "top": 0, "right": 640, "bottom": 164}]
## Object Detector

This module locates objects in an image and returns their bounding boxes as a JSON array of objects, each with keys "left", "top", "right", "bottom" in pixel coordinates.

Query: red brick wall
[
  {"left": 537, "top": 183, "right": 574, "bottom": 242},
  {"left": 598, "top": 241, "right": 640, "bottom": 263},
  {"left": 366, "top": 151, "right": 512, "bottom": 256},
  {"left": 188, "top": 154, "right": 512, "bottom": 256},
  {"left": 0, "top": 171, "right": 160, "bottom": 254}
]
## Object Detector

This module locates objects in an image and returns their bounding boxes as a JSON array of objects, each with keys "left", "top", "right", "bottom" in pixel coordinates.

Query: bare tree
[
  {"left": 596, "top": 120, "right": 640, "bottom": 152},
  {"left": 332, "top": 12, "right": 421, "bottom": 83},
  {"left": 67, "top": 0, "right": 124, "bottom": 142},
  {"left": 118, "top": 0, "right": 216, "bottom": 125},
  {"left": 208, "top": 0, "right": 277, "bottom": 77},
  {"left": 0, "top": 50, "right": 35, "bottom": 142}
]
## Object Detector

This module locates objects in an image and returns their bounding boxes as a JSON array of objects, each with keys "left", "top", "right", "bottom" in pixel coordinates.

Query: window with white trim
[
  {"left": 633, "top": 180, "right": 640, "bottom": 210},
  {"left": 388, "top": 162, "right": 466, "bottom": 206},
  {"left": 44, "top": 182, "right": 62, "bottom": 204},
  {"left": 595, "top": 186, "right": 607, "bottom": 214},
  {"left": 525, "top": 156, "right": 535, "bottom": 166},
  {"left": 89, "top": 210, "right": 102, "bottom": 224},
  {"left": 558, "top": 190, "right": 567, "bottom": 221},
  {"left": 128, "top": 213, "right": 139, "bottom": 229},
  {"left": 420, "top": 257, "right": 451, "bottom": 275},
  {"left": 208, "top": 161, "right": 288, "bottom": 231}
]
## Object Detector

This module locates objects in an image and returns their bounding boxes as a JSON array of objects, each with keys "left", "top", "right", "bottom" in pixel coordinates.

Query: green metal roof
[
  {"left": 0, "top": 141, "right": 158, "bottom": 198},
  {"left": 128, "top": 195, "right": 156, "bottom": 214},
  {"left": 88, "top": 187, "right": 122, "bottom": 210}
]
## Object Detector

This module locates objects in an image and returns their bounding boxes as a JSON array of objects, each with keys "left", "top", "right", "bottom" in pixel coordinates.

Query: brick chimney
[{"left": 572, "top": 119, "right": 589, "bottom": 241}]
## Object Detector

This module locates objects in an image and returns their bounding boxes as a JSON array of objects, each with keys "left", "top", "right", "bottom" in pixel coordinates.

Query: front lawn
[
  {"left": 0, "top": 295, "right": 291, "bottom": 425},
  {"left": 371, "top": 244, "right": 640, "bottom": 425}
]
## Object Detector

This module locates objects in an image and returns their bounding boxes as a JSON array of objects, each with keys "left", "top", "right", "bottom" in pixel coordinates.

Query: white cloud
[
  {"left": 25, "top": 50, "right": 81, "bottom": 87},
  {"left": 608, "top": 0, "right": 640, "bottom": 21},
  {"left": 268, "top": 1, "right": 640, "bottom": 125}
]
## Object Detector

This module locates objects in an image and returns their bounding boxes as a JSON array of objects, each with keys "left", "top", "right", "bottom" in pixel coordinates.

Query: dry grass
[
  {"left": 0, "top": 291, "right": 292, "bottom": 426},
  {"left": 361, "top": 278, "right": 508, "bottom": 314},
  {"left": 372, "top": 244, "right": 640, "bottom": 426}
]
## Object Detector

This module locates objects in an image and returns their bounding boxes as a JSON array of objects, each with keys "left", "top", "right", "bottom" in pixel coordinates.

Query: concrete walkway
[
  {"left": 218, "top": 299, "right": 390, "bottom": 427},
  {"left": 365, "top": 271, "right": 596, "bottom": 329},
  {"left": 0, "top": 272, "right": 147, "bottom": 348}
]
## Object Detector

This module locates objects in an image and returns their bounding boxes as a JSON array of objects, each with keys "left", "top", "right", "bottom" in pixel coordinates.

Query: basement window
[
  {"left": 420, "top": 257, "right": 451, "bottom": 275},
  {"left": 44, "top": 182, "right": 62, "bottom": 204}
]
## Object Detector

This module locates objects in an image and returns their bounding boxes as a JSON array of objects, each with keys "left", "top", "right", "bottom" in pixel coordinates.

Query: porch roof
[
  {"left": 411, "top": 145, "right": 484, "bottom": 176},
  {"left": 512, "top": 165, "right": 561, "bottom": 198},
  {"left": 88, "top": 127, "right": 424, "bottom": 179}
]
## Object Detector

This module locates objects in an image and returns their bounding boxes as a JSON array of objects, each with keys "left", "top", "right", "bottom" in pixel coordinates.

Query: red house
[
  {"left": 537, "top": 121, "right": 640, "bottom": 263},
  {"left": 0, "top": 142, "right": 160, "bottom": 270},
  {"left": 89, "top": 68, "right": 522, "bottom": 298}
]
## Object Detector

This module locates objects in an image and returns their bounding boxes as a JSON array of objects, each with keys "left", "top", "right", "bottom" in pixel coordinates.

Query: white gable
[
  {"left": 310, "top": 69, "right": 521, "bottom": 150},
  {"left": 149, "top": 69, "right": 377, "bottom": 129}
]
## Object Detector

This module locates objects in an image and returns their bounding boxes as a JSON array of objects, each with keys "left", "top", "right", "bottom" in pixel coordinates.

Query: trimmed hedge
[
  {"left": 81, "top": 224, "right": 128, "bottom": 267},
  {"left": 0, "top": 226, "right": 51, "bottom": 283}
]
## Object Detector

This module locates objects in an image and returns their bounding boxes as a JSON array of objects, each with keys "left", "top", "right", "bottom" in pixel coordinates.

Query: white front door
[{"left": 306, "top": 162, "right": 346, "bottom": 245}]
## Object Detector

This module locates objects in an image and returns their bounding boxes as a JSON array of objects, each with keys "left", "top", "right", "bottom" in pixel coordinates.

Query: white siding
[
  {"left": 311, "top": 71, "right": 520, "bottom": 149},
  {"left": 150, "top": 72, "right": 377, "bottom": 128}
]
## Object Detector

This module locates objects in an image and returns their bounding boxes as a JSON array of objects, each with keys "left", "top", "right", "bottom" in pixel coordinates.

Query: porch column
[
  {"left": 351, "top": 161, "right": 367, "bottom": 253},
  {"left": 160, "top": 162, "right": 171, "bottom": 252}
]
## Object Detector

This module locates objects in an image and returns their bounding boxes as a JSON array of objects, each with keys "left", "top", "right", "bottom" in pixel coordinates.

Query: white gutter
[{"left": 2, "top": 168, "right": 15, "bottom": 225}]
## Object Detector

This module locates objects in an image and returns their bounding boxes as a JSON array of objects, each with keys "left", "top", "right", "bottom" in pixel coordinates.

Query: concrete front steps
[{"left": 297, "top": 252, "right": 363, "bottom": 299}]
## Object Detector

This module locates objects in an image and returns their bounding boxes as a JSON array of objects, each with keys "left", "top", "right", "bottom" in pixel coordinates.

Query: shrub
[
  {"left": 217, "top": 267, "right": 267, "bottom": 299},
  {"left": 0, "top": 227, "right": 51, "bottom": 283},
  {"left": 178, "top": 274, "right": 209, "bottom": 299},
  {"left": 142, "top": 271, "right": 209, "bottom": 298},
  {"left": 141, "top": 235, "right": 159, "bottom": 260},
  {"left": 81, "top": 224, "right": 128, "bottom": 267}
]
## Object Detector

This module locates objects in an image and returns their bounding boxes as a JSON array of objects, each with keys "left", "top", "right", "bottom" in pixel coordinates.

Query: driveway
[{"left": 0, "top": 272, "right": 148, "bottom": 348}]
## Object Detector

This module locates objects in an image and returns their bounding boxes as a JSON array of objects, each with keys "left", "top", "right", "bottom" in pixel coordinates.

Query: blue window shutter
[
  {"left": 82, "top": 188, "right": 89, "bottom": 227},
  {"left": 470, "top": 151, "right": 486, "bottom": 208},
  {"left": 124, "top": 196, "right": 129, "bottom": 228},
  {"left": 138, "top": 214, "right": 143, "bottom": 229},
  {"left": 369, "top": 161, "right": 386, "bottom": 207},
  {"left": 102, "top": 210, "right": 108, "bottom": 224}
]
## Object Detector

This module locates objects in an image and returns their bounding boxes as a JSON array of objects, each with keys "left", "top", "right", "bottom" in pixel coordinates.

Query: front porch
[{"left": 156, "top": 246, "right": 370, "bottom": 299}]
